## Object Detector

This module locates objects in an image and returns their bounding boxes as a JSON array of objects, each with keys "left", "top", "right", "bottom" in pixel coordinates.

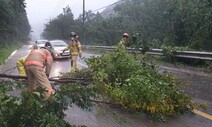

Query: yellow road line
[{"left": 192, "top": 109, "right": 212, "bottom": 120}]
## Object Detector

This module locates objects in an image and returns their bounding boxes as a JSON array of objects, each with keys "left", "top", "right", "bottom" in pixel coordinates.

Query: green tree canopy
[
  {"left": 41, "top": 0, "right": 212, "bottom": 51},
  {"left": 0, "top": 0, "right": 30, "bottom": 47}
]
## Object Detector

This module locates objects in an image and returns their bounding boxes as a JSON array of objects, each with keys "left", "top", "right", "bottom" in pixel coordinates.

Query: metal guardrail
[{"left": 81, "top": 45, "right": 212, "bottom": 61}]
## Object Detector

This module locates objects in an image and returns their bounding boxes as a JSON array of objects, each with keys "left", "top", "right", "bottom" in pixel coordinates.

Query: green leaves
[
  {"left": 0, "top": 80, "right": 97, "bottom": 126},
  {"left": 79, "top": 49, "right": 203, "bottom": 120},
  {"left": 42, "top": 6, "right": 75, "bottom": 40},
  {"left": 40, "top": 0, "right": 212, "bottom": 51},
  {"left": 0, "top": 0, "right": 30, "bottom": 48}
]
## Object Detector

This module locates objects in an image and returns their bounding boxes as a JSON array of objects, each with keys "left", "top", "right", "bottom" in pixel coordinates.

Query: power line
[
  {"left": 55, "top": 0, "right": 67, "bottom": 15},
  {"left": 51, "top": 0, "right": 67, "bottom": 18},
  {"left": 97, "top": 0, "right": 141, "bottom": 15},
  {"left": 92, "top": 0, "right": 124, "bottom": 12},
  {"left": 50, "top": 0, "right": 64, "bottom": 17},
  {"left": 67, "top": 0, "right": 78, "bottom": 11}
]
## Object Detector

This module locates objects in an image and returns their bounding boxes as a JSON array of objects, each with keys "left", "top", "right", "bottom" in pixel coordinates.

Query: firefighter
[
  {"left": 119, "top": 33, "right": 129, "bottom": 49},
  {"left": 63, "top": 32, "right": 82, "bottom": 72},
  {"left": 16, "top": 44, "right": 38, "bottom": 76},
  {"left": 16, "top": 56, "right": 27, "bottom": 76},
  {"left": 24, "top": 46, "right": 54, "bottom": 100}
]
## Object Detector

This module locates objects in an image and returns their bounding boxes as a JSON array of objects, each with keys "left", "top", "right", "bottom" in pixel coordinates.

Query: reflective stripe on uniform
[
  {"left": 25, "top": 60, "right": 44, "bottom": 68},
  {"left": 46, "top": 55, "right": 53, "bottom": 60},
  {"left": 71, "top": 53, "right": 79, "bottom": 55}
]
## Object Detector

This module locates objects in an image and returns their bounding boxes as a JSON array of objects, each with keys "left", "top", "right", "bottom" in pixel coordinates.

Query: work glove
[{"left": 79, "top": 53, "right": 82, "bottom": 58}]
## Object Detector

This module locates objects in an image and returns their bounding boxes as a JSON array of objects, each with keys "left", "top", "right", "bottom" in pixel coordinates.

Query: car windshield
[
  {"left": 50, "top": 41, "right": 67, "bottom": 47},
  {"left": 37, "top": 40, "right": 47, "bottom": 44}
]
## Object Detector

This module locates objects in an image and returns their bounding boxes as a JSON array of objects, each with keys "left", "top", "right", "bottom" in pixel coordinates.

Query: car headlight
[
  {"left": 54, "top": 48, "right": 60, "bottom": 53},
  {"left": 55, "top": 53, "right": 60, "bottom": 57},
  {"left": 64, "top": 50, "right": 69, "bottom": 53}
]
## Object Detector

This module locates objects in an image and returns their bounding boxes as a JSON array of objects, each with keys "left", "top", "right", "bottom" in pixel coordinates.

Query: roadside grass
[{"left": 0, "top": 43, "right": 21, "bottom": 65}]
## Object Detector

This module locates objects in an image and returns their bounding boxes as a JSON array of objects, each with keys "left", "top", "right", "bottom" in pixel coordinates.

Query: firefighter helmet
[
  {"left": 70, "top": 32, "right": 77, "bottom": 37},
  {"left": 123, "top": 33, "right": 129, "bottom": 38},
  {"left": 29, "top": 44, "right": 38, "bottom": 50}
]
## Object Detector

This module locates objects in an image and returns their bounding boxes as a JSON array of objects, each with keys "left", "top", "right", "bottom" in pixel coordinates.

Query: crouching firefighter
[{"left": 24, "top": 47, "right": 55, "bottom": 100}]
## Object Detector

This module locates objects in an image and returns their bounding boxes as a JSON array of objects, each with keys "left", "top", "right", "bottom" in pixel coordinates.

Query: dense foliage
[
  {"left": 72, "top": 48, "right": 203, "bottom": 120},
  {"left": 0, "top": 0, "right": 30, "bottom": 48},
  {"left": 42, "top": 0, "right": 212, "bottom": 51},
  {"left": 0, "top": 80, "right": 96, "bottom": 127}
]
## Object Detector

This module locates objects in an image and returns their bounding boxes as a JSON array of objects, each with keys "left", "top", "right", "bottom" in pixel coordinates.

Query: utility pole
[{"left": 83, "top": 0, "right": 85, "bottom": 44}]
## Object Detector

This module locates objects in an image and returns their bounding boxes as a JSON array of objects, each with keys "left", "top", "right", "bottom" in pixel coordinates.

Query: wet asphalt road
[{"left": 0, "top": 45, "right": 211, "bottom": 127}]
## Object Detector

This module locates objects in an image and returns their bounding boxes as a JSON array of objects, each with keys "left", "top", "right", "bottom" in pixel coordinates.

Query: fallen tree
[
  {"left": 68, "top": 48, "right": 206, "bottom": 120},
  {"left": 0, "top": 74, "right": 92, "bottom": 85},
  {"left": 0, "top": 48, "right": 206, "bottom": 126}
]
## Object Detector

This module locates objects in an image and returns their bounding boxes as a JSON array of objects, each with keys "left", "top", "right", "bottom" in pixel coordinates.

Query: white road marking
[
  {"left": 77, "top": 62, "right": 88, "bottom": 68},
  {"left": 4, "top": 50, "right": 17, "bottom": 63}
]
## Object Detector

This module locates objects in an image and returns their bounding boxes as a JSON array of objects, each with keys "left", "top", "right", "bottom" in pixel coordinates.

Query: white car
[
  {"left": 45, "top": 40, "right": 70, "bottom": 59},
  {"left": 35, "top": 39, "right": 48, "bottom": 48}
]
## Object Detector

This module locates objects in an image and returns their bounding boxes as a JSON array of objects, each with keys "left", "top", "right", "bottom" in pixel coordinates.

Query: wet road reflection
[
  {"left": 50, "top": 53, "right": 100, "bottom": 77},
  {"left": 50, "top": 59, "right": 70, "bottom": 77}
]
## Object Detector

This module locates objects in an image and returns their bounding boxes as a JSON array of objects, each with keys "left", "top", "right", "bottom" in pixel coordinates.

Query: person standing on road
[
  {"left": 24, "top": 46, "right": 54, "bottom": 100},
  {"left": 63, "top": 32, "right": 82, "bottom": 72},
  {"left": 118, "top": 33, "right": 129, "bottom": 49}
]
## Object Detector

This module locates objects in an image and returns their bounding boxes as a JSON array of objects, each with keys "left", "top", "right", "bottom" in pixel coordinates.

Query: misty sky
[{"left": 25, "top": 0, "right": 118, "bottom": 41}]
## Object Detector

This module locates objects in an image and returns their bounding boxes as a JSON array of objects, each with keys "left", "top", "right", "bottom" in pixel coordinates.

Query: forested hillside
[
  {"left": 42, "top": 0, "right": 212, "bottom": 51},
  {"left": 0, "top": 0, "right": 30, "bottom": 48}
]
